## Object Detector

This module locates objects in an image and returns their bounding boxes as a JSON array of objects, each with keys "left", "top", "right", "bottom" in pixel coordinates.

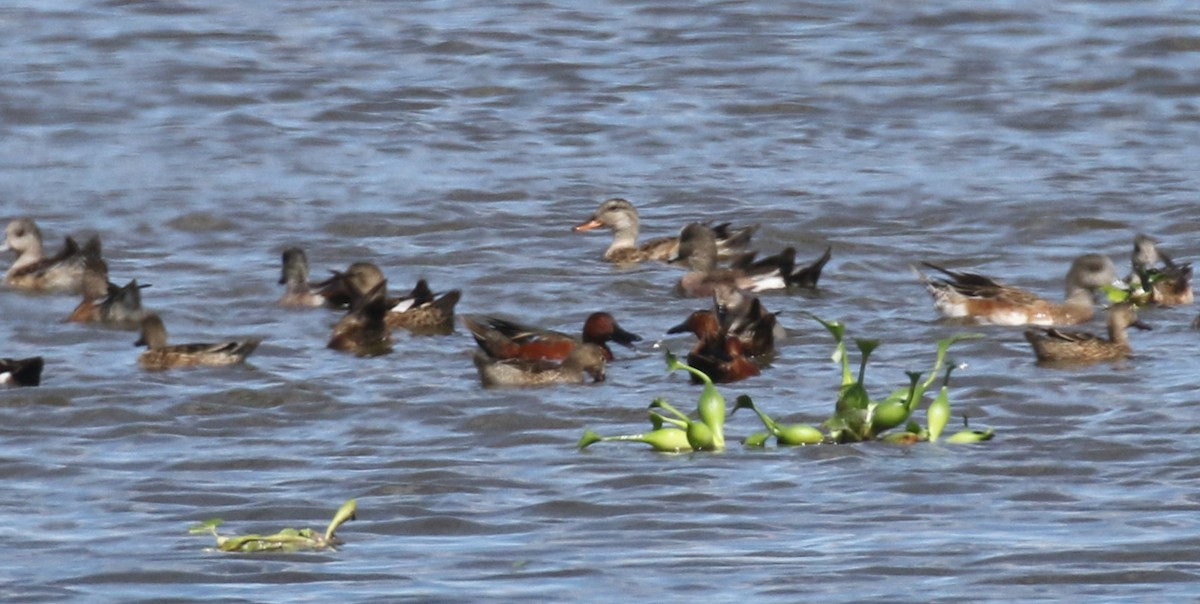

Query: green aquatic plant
[
  {"left": 925, "top": 364, "right": 954, "bottom": 442},
  {"left": 578, "top": 353, "right": 728, "bottom": 453},
  {"left": 732, "top": 395, "right": 824, "bottom": 446},
  {"left": 803, "top": 314, "right": 988, "bottom": 444},
  {"left": 665, "top": 351, "right": 725, "bottom": 449},
  {"left": 578, "top": 318, "right": 993, "bottom": 454},
  {"left": 189, "top": 499, "right": 357, "bottom": 553}
]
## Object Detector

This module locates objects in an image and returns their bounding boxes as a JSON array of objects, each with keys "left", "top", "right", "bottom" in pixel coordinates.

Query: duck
[
  {"left": 277, "top": 247, "right": 327, "bottom": 308},
  {"left": 671, "top": 223, "right": 831, "bottom": 297},
  {"left": 2, "top": 218, "right": 102, "bottom": 292},
  {"left": 1024, "top": 303, "right": 1149, "bottom": 363},
  {"left": 327, "top": 280, "right": 394, "bottom": 356},
  {"left": 318, "top": 262, "right": 460, "bottom": 334},
  {"left": 460, "top": 312, "right": 641, "bottom": 362},
  {"left": 67, "top": 256, "right": 150, "bottom": 328},
  {"left": 472, "top": 342, "right": 607, "bottom": 388},
  {"left": 711, "top": 283, "right": 782, "bottom": 358},
  {"left": 667, "top": 309, "right": 761, "bottom": 383},
  {"left": 1128, "top": 234, "right": 1193, "bottom": 306},
  {"left": 134, "top": 314, "right": 261, "bottom": 370},
  {"left": 915, "top": 253, "right": 1119, "bottom": 326},
  {"left": 0, "top": 356, "right": 43, "bottom": 387},
  {"left": 572, "top": 197, "right": 755, "bottom": 264}
]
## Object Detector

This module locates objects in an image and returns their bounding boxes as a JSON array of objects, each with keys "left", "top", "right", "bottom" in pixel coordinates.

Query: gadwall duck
[
  {"left": 135, "top": 315, "right": 261, "bottom": 370},
  {"left": 915, "top": 253, "right": 1119, "bottom": 326},
  {"left": 572, "top": 198, "right": 755, "bottom": 264}
]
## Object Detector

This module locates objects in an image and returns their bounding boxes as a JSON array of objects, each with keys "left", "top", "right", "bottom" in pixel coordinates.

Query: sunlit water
[{"left": 1, "top": 1, "right": 1199, "bottom": 601}]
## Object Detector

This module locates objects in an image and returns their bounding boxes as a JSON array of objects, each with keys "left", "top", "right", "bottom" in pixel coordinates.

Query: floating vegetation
[
  {"left": 579, "top": 315, "right": 994, "bottom": 452},
  {"left": 579, "top": 352, "right": 725, "bottom": 452},
  {"left": 189, "top": 499, "right": 357, "bottom": 553}
]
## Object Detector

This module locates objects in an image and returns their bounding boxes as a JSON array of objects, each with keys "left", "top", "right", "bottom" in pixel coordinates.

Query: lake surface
[{"left": 2, "top": 1, "right": 1200, "bottom": 601}]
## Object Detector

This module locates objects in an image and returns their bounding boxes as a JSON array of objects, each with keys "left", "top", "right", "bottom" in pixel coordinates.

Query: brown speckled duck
[
  {"left": 277, "top": 247, "right": 327, "bottom": 308},
  {"left": 1129, "top": 234, "right": 1193, "bottom": 307},
  {"left": 319, "top": 262, "right": 460, "bottom": 334},
  {"left": 135, "top": 315, "right": 261, "bottom": 370},
  {"left": 327, "top": 280, "right": 393, "bottom": 356},
  {"left": 1023, "top": 303, "right": 1148, "bottom": 363},
  {"left": 572, "top": 197, "right": 755, "bottom": 264},
  {"left": 672, "top": 223, "right": 830, "bottom": 297}
]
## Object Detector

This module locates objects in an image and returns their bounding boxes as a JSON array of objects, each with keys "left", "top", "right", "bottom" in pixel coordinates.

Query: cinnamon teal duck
[
  {"left": 472, "top": 342, "right": 607, "bottom": 388},
  {"left": 667, "top": 309, "right": 761, "bottom": 383},
  {"left": 461, "top": 312, "right": 640, "bottom": 362}
]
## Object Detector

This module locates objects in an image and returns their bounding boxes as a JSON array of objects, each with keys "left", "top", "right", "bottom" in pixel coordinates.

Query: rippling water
[{"left": 2, "top": 1, "right": 1200, "bottom": 601}]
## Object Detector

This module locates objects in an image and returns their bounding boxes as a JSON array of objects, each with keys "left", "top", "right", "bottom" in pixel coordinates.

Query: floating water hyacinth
[
  {"left": 579, "top": 318, "right": 994, "bottom": 454},
  {"left": 578, "top": 352, "right": 726, "bottom": 452},
  {"left": 189, "top": 499, "right": 357, "bottom": 553},
  {"left": 732, "top": 395, "right": 823, "bottom": 446}
]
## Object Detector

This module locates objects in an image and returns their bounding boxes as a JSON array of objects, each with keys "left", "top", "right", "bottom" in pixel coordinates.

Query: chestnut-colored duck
[
  {"left": 712, "top": 283, "right": 783, "bottom": 358},
  {"left": 915, "top": 254, "right": 1119, "bottom": 326},
  {"left": 472, "top": 343, "right": 608, "bottom": 388},
  {"left": 667, "top": 309, "right": 761, "bottom": 383},
  {"left": 461, "top": 312, "right": 641, "bottom": 362}
]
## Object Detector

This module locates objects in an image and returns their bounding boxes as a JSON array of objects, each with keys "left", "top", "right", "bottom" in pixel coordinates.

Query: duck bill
[
  {"left": 572, "top": 218, "right": 604, "bottom": 232},
  {"left": 665, "top": 318, "right": 692, "bottom": 336},
  {"left": 1131, "top": 319, "right": 1153, "bottom": 331},
  {"left": 611, "top": 326, "right": 642, "bottom": 348}
]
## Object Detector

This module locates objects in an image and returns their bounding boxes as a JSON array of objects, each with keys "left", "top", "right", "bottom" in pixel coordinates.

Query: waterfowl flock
[{"left": 1, "top": 200, "right": 1194, "bottom": 390}]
